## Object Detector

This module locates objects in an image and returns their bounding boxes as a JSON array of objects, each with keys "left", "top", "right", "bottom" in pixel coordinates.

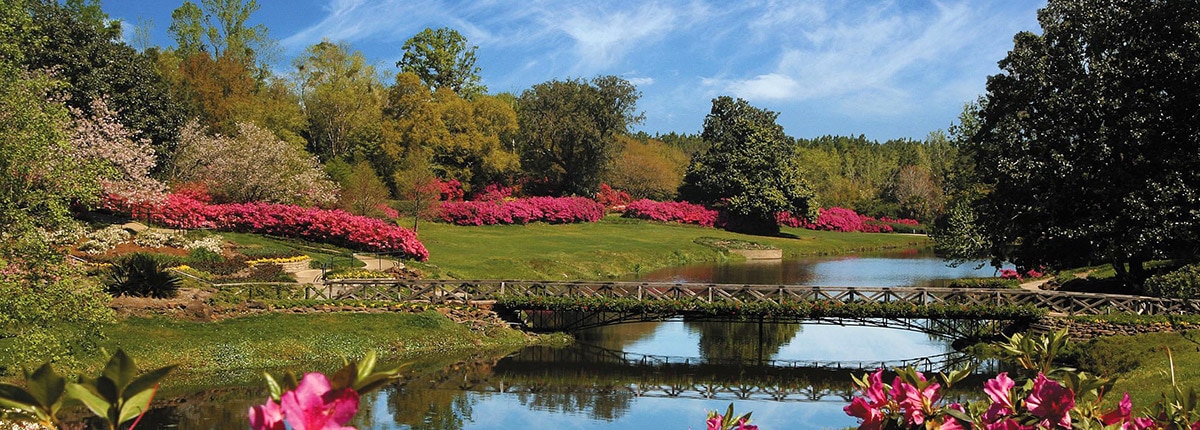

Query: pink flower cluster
[
  {"left": 1000, "top": 268, "right": 1047, "bottom": 280},
  {"left": 472, "top": 183, "right": 513, "bottom": 202},
  {"left": 777, "top": 207, "right": 895, "bottom": 233},
  {"left": 438, "top": 196, "right": 604, "bottom": 226},
  {"left": 846, "top": 370, "right": 1166, "bottom": 430},
  {"left": 437, "top": 179, "right": 465, "bottom": 202},
  {"left": 595, "top": 183, "right": 632, "bottom": 210},
  {"left": 880, "top": 216, "right": 921, "bottom": 226},
  {"left": 149, "top": 193, "right": 429, "bottom": 260},
  {"left": 250, "top": 373, "right": 359, "bottom": 430},
  {"left": 623, "top": 199, "right": 720, "bottom": 227}
]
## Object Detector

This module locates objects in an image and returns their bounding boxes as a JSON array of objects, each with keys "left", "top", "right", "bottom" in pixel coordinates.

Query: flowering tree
[
  {"left": 170, "top": 120, "right": 339, "bottom": 207},
  {"left": 70, "top": 98, "right": 167, "bottom": 208}
]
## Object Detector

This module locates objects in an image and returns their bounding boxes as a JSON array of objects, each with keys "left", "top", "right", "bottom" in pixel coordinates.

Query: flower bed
[
  {"left": 438, "top": 196, "right": 603, "bottom": 226},
  {"left": 778, "top": 207, "right": 910, "bottom": 233},
  {"left": 144, "top": 194, "right": 428, "bottom": 260},
  {"left": 622, "top": 199, "right": 720, "bottom": 227}
]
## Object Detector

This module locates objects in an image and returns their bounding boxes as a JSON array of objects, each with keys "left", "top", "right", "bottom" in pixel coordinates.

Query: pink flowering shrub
[
  {"left": 623, "top": 199, "right": 720, "bottom": 227},
  {"left": 437, "top": 179, "right": 465, "bottom": 202},
  {"left": 778, "top": 207, "right": 896, "bottom": 233},
  {"left": 1000, "top": 267, "right": 1049, "bottom": 281},
  {"left": 438, "top": 196, "right": 603, "bottom": 226},
  {"left": 879, "top": 216, "right": 921, "bottom": 226},
  {"left": 472, "top": 183, "right": 513, "bottom": 202},
  {"left": 595, "top": 183, "right": 632, "bottom": 210},
  {"left": 141, "top": 193, "right": 428, "bottom": 260}
]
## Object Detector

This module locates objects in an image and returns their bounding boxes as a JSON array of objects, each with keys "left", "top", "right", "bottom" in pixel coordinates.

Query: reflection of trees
[
  {"left": 385, "top": 361, "right": 493, "bottom": 430},
  {"left": 686, "top": 320, "right": 803, "bottom": 363},
  {"left": 513, "top": 384, "right": 634, "bottom": 421},
  {"left": 574, "top": 320, "right": 660, "bottom": 351}
]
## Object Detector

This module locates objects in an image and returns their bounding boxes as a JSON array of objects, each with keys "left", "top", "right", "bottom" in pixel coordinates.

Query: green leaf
[
  {"left": 65, "top": 383, "right": 112, "bottom": 421},
  {"left": 123, "top": 365, "right": 175, "bottom": 403},
  {"left": 102, "top": 349, "right": 138, "bottom": 389},
  {"left": 264, "top": 373, "right": 282, "bottom": 401},
  {"left": 25, "top": 363, "right": 66, "bottom": 411},
  {"left": 944, "top": 407, "right": 974, "bottom": 423},
  {"left": 357, "top": 350, "right": 378, "bottom": 382},
  {"left": 117, "top": 383, "right": 157, "bottom": 424},
  {"left": 329, "top": 362, "right": 355, "bottom": 392},
  {"left": 0, "top": 383, "right": 41, "bottom": 414}
]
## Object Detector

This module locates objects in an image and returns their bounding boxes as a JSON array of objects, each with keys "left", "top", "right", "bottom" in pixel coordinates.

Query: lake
[{"left": 132, "top": 250, "right": 1001, "bottom": 429}]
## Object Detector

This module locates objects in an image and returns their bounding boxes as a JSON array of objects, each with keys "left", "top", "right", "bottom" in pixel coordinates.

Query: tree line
[{"left": 4, "top": 0, "right": 1197, "bottom": 287}]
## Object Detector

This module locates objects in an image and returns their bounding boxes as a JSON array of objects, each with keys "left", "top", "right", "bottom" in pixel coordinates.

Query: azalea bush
[
  {"left": 778, "top": 207, "right": 897, "bottom": 233},
  {"left": 843, "top": 330, "right": 1200, "bottom": 430},
  {"left": 595, "top": 183, "right": 632, "bottom": 210},
  {"left": 622, "top": 199, "right": 720, "bottom": 227},
  {"left": 138, "top": 193, "right": 429, "bottom": 261},
  {"left": 248, "top": 351, "right": 402, "bottom": 430},
  {"left": 438, "top": 196, "right": 603, "bottom": 226}
]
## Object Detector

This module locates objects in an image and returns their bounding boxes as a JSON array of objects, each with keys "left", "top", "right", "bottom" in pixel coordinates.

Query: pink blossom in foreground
[
  {"left": 248, "top": 399, "right": 285, "bottom": 430},
  {"left": 279, "top": 373, "right": 360, "bottom": 430},
  {"left": 1025, "top": 373, "right": 1075, "bottom": 429},
  {"left": 1101, "top": 393, "right": 1154, "bottom": 430},
  {"left": 983, "top": 372, "right": 1016, "bottom": 423}
]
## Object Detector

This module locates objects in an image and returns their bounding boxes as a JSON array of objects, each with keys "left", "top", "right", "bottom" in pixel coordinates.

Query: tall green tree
[
  {"left": 295, "top": 40, "right": 383, "bottom": 161},
  {"left": 965, "top": 0, "right": 1200, "bottom": 283},
  {"left": 517, "top": 76, "right": 642, "bottom": 196},
  {"left": 22, "top": 0, "right": 185, "bottom": 165},
  {"left": 680, "top": 96, "right": 817, "bottom": 235},
  {"left": 169, "top": 0, "right": 271, "bottom": 65},
  {"left": 397, "top": 27, "right": 486, "bottom": 99}
]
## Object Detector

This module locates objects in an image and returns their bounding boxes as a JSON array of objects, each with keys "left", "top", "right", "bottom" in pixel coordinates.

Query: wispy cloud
[{"left": 710, "top": 1, "right": 985, "bottom": 116}]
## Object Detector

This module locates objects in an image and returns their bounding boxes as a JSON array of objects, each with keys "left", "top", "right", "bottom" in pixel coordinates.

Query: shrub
[
  {"left": 438, "top": 196, "right": 604, "bottom": 226},
  {"left": 244, "top": 263, "right": 294, "bottom": 283},
  {"left": 185, "top": 235, "right": 225, "bottom": 255},
  {"left": 472, "top": 183, "right": 512, "bottom": 202},
  {"left": 1144, "top": 263, "right": 1200, "bottom": 299},
  {"left": 778, "top": 207, "right": 896, "bottom": 233},
  {"left": 132, "top": 230, "right": 183, "bottom": 248},
  {"left": 78, "top": 225, "right": 132, "bottom": 255},
  {"left": 139, "top": 194, "right": 429, "bottom": 260},
  {"left": 595, "top": 183, "right": 632, "bottom": 210},
  {"left": 622, "top": 199, "right": 720, "bottom": 227},
  {"left": 106, "top": 253, "right": 182, "bottom": 299}
]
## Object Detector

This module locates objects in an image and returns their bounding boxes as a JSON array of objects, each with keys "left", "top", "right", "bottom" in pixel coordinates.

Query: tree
[
  {"left": 397, "top": 27, "right": 486, "bottom": 99},
  {"left": 295, "top": 40, "right": 383, "bottom": 161},
  {"left": 605, "top": 135, "right": 688, "bottom": 200},
  {"left": 892, "top": 165, "right": 943, "bottom": 223},
  {"left": 517, "top": 76, "right": 643, "bottom": 196},
  {"left": 170, "top": 120, "right": 338, "bottom": 207},
  {"left": 965, "top": 0, "right": 1200, "bottom": 283},
  {"left": 336, "top": 161, "right": 391, "bottom": 218},
  {"left": 23, "top": 0, "right": 185, "bottom": 166},
  {"left": 679, "top": 96, "right": 817, "bottom": 235},
  {"left": 69, "top": 98, "right": 167, "bottom": 206},
  {"left": 380, "top": 72, "right": 519, "bottom": 192},
  {"left": 169, "top": 0, "right": 272, "bottom": 65}
]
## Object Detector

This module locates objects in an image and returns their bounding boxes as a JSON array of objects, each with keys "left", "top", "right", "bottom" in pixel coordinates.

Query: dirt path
[{"left": 353, "top": 253, "right": 404, "bottom": 272}]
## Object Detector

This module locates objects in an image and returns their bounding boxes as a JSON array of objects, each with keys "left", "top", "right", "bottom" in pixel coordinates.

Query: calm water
[{"left": 131, "top": 250, "right": 999, "bottom": 429}]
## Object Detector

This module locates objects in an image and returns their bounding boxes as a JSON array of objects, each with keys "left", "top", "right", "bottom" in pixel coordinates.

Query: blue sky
[{"left": 101, "top": 0, "right": 1046, "bottom": 142}]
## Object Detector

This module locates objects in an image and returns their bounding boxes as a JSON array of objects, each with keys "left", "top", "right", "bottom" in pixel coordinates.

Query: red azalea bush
[
  {"left": 438, "top": 196, "right": 604, "bottom": 226},
  {"left": 879, "top": 216, "right": 921, "bottom": 226},
  {"left": 778, "top": 207, "right": 895, "bottom": 233},
  {"left": 623, "top": 199, "right": 720, "bottom": 227},
  {"left": 437, "top": 179, "right": 465, "bottom": 202},
  {"left": 473, "top": 183, "right": 514, "bottom": 202},
  {"left": 595, "top": 183, "right": 632, "bottom": 210},
  {"left": 146, "top": 193, "right": 428, "bottom": 260}
]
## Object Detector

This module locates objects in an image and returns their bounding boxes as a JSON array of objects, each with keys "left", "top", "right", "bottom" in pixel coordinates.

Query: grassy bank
[
  {"left": 1070, "top": 328, "right": 1200, "bottom": 406},
  {"left": 412, "top": 215, "right": 929, "bottom": 279},
  {"left": 51, "top": 311, "right": 556, "bottom": 392}
]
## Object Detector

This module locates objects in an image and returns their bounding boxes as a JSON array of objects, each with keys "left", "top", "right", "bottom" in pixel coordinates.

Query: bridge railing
[{"left": 315, "top": 279, "right": 1199, "bottom": 316}]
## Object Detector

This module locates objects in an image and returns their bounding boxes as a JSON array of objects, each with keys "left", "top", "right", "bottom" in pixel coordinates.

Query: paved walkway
[{"left": 352, "top": 253, "right": 404, "bottom": 272}]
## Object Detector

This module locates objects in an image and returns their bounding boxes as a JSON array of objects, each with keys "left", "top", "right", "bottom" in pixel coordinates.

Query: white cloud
[
  {"left": 715, "top": 1, "right": 984, "bottom": 116},
  {"left": 626, "top": 76, "right": 656, "bottom": 87},
  {"left": 542, "top": 3, "right": 679, "bottom": 72}
]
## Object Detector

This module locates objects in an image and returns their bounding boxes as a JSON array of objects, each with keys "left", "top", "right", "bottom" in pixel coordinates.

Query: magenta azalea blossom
[
  {"left": 895, "top": 381, "right": 940, "bottom": 426},
  {"left": 982, "top": 372, "right": 1016, "bottom": 423},
  {"left": 733, "top": 418, "right": 758, "bottom": 430},
  {"left": 1101, "top": 393, "right": 1155, "bottom": 430},
  {"left": 984, "top": 418, "right": 1033, "bottom": 430},
  {"left": 248, "top": 399, "right": 285, "bottom": 430},
  {"left": 707, "top": 415, "right": 723, "bottom": 430},
  {"left": 280, "top": 372, "right": 360, "bottom": 430},
  {"left": 865, "top": 369, "right": 887, "bottom": 407},
  {"left": 844, "top": 397, "right": 885, "bottom": 430},
  {"left": 1025, "top": 373, "right": 1075, "bottom": 429}
]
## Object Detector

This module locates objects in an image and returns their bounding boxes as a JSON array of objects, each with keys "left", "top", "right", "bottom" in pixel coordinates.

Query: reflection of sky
[
  {"left": 616, "top": 321, "right": 947, "bottom": 363},
  {"left": 359, "top": 391, "right": 861, "bottom": 430},
  {"left": 807, "top": 257, "right": 1002, "bottom": 287}
]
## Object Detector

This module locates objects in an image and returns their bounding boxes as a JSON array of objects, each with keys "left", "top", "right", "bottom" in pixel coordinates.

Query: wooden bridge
[{"left": 251, "top": 279, "right": 1200, "bottom": 332}]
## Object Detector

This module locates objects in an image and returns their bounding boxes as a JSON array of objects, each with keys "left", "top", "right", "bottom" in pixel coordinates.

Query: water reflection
[{"left": 635, "top": 249, "right": 1003, "bottom": 287}]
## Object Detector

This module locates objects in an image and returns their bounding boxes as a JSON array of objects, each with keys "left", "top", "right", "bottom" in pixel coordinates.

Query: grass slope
[{"left": 412, "top": 215, "right": 928, "bottom": 280}]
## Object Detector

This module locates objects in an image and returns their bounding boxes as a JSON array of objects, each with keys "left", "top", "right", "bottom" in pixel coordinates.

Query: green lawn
[
  {"left": 410, "top": 215, "right": 929, "bottom": 280},
  {"left": 1073, "top": 330, "right": 1200, "bottom": 407}
]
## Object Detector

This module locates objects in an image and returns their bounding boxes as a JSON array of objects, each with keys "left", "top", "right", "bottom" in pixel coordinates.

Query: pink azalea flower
[
  {"left": 894, "top": 380, "right": 940, "bottom": 426},
  {"left": 865, "top": 369, "right": 887, "bottom": 407},
  {"left": 733, "top": 418, "right": 758, "bottom": 430},
  {"left": 280, "top": 373, "right": 360, "bottom": 430},
  {"left": 844, "top": 397, "right": 885, "bottom": 430},
  {"left": 1025, "top": 373, "right": 1075, "bottom": 429},
  {"left": 1102, "top": 393, "right": 1155, "bottom": 430},
  {"left": 983, "top": 372, "right": 1016, "bottom": 423},
  {"left": 707, "top": 415, "right": 723, "bottom": 430},
  {"left": 248, "top": 399, "right": 285, "bottom": 430},
  {"left": 984, "top": 418, "right": 1034, "bottom": 430}
]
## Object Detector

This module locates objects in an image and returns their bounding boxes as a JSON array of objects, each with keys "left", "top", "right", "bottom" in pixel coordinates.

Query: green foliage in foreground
[
  {"left": 412, "top": 215, "right": 929, "bottom": 280},
  {"left": 495, "top": 295, "right": 1045, "bottom": 320}
]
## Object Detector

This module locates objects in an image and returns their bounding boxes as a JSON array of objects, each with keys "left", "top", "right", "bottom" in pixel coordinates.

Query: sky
[{"left": 100, "top": 0, "right": 1046, "bottom": 142}]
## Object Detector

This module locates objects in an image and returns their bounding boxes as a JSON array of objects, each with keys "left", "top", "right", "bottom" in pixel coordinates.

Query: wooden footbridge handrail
[{"left": 314, "top": 279, "right": 1199, "bottom": 316}]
